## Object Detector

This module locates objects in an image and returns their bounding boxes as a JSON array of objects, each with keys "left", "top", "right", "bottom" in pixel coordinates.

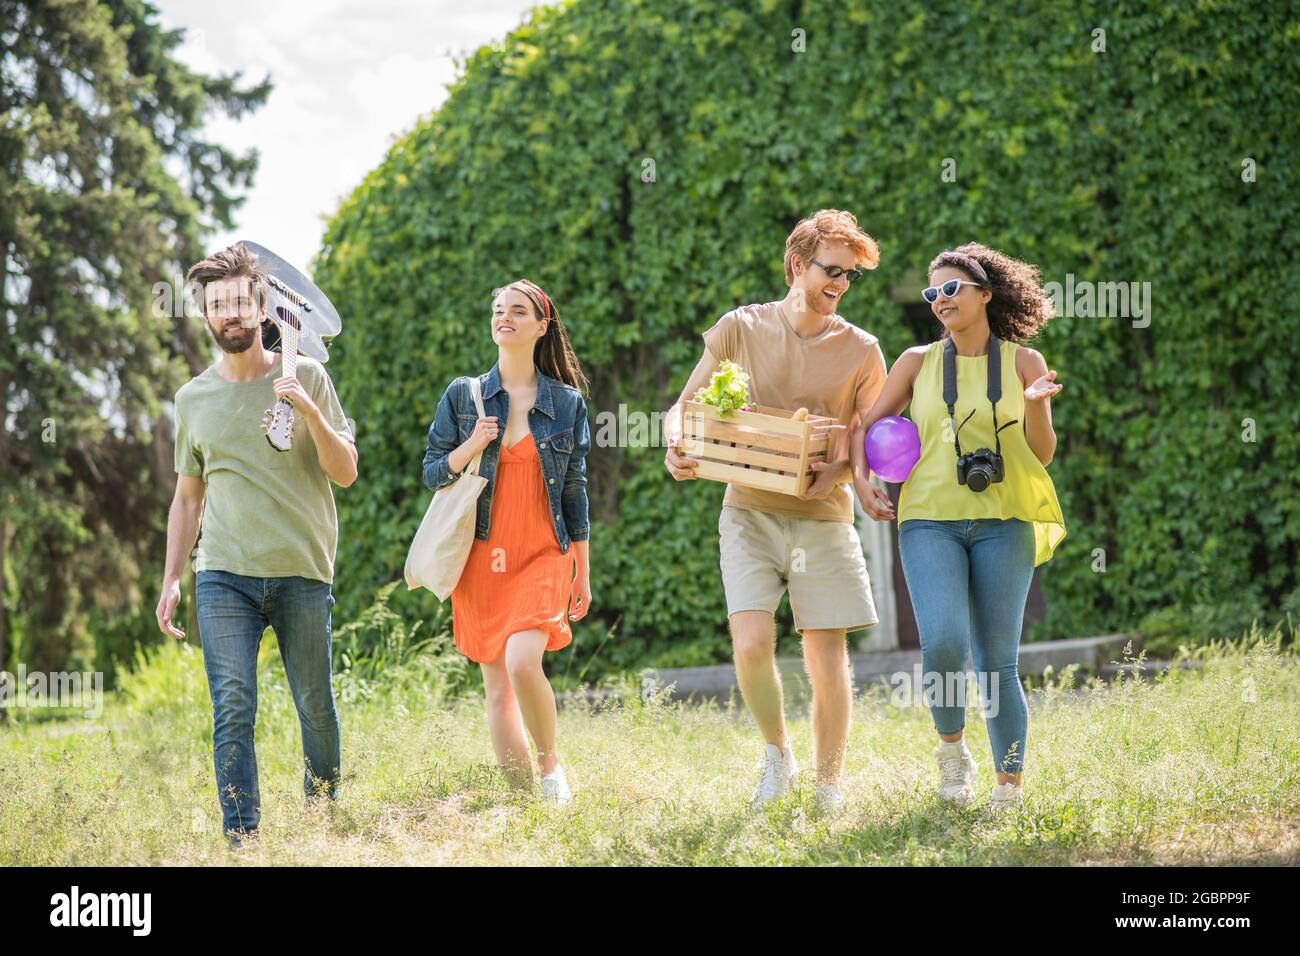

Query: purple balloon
[{"left": 864, "top": 416, "right": 920, "bottom": 483}]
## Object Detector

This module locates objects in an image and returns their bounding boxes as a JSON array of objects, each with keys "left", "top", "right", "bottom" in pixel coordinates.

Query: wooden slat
[
  {"left": 684, "top": 413, "right": 794, "bottom": 451},
  {"left": 682, "top": 438, "right": 795, "bottom": 471},
  {"left": 796, "top": 421, "right": 810, "bottom": 483},
  {"left": 682, "top": 437, "right": 827, "bottom": 471},
  {"left": 693, "top": 459, "right": 801, "bottom": 494},
  {"left": 686, "top": 400, "right": 842, "bottom": 429},
  {"left": 751, "top": 403, "right": 838, "bottom": 428},
  {"left": 683, "top": 401, "right": 807, "bottom": 436},
  {"left": 684, "top": 415, "right": 806, "bottom": 454}
]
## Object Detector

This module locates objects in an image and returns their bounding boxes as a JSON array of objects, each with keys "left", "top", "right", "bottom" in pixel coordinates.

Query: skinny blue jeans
[
  {"left": 195, "top": 570, "right": 342, "bottom": 834},
  {"left": 897, "top": 518, "right": 1035, "bottom": 774}
]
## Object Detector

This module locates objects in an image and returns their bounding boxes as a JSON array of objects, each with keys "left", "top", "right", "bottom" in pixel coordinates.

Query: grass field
[{"left": 1, "top": 631, "right": 1296, "bottom": 866}]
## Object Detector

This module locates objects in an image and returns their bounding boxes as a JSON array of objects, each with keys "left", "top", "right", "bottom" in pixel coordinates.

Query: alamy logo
[
  {"left": 0, "top": 666, "right": 103, "bottom": 718},
  {"left": 49, "top": 886, "right": 152, "bottom": 936},
  {"left": 1043, "top": 273, "right": 1152, "bottom": 328}
]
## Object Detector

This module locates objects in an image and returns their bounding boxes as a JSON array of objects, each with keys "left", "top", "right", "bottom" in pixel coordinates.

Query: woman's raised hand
[{"left": 1024, "top": 369, "right": 1062, "bottom": 403}]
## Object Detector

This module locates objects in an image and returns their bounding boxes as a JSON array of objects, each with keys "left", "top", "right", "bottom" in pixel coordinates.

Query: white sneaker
[
  {"left": 989, "top": 781, "right": 1024, "bottom": 812},
  {"left": 539, "top": 765, "right": 572, "bottom": 806},
  {"left": 750, "top": 742, "right": 797, "bottom": 810},
  {"left": 812, "top": 783, "right": 845, "bottom": 817},
  {"left": 934, "top": 740, "right": 977, "bottom": 806}
]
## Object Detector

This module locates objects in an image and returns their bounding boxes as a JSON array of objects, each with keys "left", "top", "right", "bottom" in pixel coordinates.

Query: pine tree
[{"left": 0, "top": 0, "right": 270, "bottom": 699}]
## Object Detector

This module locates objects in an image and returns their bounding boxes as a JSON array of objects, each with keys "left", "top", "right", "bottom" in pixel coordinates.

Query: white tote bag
[{"left": 404, "top": 376, "right": 489, "bottom": 600}]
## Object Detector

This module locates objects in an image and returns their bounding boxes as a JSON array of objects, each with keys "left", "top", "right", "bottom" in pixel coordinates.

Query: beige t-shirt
[
  {"left": 173, "top": 354, "right": 354, "bottom": 583},
  {"left": 698, "top": 300, "right": 887, "bottom": 522}
]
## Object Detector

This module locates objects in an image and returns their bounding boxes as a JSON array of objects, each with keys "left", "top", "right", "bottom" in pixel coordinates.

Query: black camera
[
  {"left": 955, "top": 447, "right": 1005, "bottom": 492},
  {"left": 942, "top": 333, "right": 1016, "bottom": 495}
]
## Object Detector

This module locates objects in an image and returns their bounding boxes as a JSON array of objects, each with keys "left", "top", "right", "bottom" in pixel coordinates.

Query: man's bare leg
[
  {"left": 801, "top": 628, "right": 852, "bottom": 786},
  {"left": 729, "top": 610, "right": 788, "bottom": 749}
]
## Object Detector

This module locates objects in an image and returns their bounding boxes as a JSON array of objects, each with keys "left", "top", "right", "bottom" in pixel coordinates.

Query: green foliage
[
  {"left": 0, "top": 0, "right": 269, "bottom": 676},
  {"left": 332, "top": 581, "right": 471, "bottom": 703},
  {"left": 1137, "top": 597, "right": 1299, "bottom": 659},
  {"left": 114, "top": 638, "right": 207, "bottom": 722},
  {"left": 315, "top": 0, "right": 1298, "bottom": 674}
]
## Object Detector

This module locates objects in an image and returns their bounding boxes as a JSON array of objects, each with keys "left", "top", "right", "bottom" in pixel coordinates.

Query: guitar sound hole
[
  {"left": 260, "top": 319, "right": 280, "bottom": 352},
  {"left": 275, "top": 306, "right": 302, "bottom": 331}
]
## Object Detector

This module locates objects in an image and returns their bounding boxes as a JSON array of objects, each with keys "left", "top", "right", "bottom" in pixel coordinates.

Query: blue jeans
[
  {"left": 195, "top": 570, "right": 342, "bottom": 833},
  {"left": 897, "top": 518, "right": 1035, "bottom": 774}
]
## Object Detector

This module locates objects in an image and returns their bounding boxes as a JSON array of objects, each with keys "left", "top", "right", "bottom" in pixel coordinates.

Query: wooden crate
[{"left": 680, "top": 401, "right": 845, "bottom": 496}]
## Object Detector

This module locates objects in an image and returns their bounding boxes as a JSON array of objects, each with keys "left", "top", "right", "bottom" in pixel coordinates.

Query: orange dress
[{"left": 451, "top": 432, "right": 576, "bottom": 663}]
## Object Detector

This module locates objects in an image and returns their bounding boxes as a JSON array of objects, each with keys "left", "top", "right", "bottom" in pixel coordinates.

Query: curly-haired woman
[{"left": 850, "top": 243, "right": 1066, "bottom": 812}]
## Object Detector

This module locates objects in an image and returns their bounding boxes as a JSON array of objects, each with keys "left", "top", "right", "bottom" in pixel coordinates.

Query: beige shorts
[{"left": 717, "top": 505, "right": 879, "bottom": 634}]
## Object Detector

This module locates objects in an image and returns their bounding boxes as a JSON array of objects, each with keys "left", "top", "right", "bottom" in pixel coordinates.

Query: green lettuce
[{"left": 692, "top": 359, "right": 753, "bottom": 414}]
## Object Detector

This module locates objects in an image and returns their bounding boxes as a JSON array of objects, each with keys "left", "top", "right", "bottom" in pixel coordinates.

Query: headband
[
  {"left": 512, "top": 279, "right": 556, "bottom": 320},
  {"left": 948, "top": 253, "right": 990, "bottom": 285}
]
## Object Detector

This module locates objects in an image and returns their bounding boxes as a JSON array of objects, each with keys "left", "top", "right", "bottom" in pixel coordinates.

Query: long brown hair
[{"left": 493, "top": 279, "right": 590, "bottom": 394}]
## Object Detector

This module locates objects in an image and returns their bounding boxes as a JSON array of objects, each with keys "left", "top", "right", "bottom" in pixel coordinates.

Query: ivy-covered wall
[{"left": 314, "top": 0, "right": 1298, "bottom": 672}]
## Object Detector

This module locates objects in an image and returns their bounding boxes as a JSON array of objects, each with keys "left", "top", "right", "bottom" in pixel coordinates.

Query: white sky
[{"left": 154, "top": 0, "right": 541, "bottom": 273}]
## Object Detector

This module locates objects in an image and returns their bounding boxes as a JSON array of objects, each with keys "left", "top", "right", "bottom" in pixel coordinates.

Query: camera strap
[{"left": 942, "top": 333, "right": 1015, "bottom": 457}]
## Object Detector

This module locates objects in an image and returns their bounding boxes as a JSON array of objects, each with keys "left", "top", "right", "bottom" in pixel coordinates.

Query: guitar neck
[{"left": 280, "top": 321, "right": 300, "bottom": 379}]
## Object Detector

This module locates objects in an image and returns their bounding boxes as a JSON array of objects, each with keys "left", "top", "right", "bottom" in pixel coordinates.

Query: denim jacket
[{"left": 422, "top": 362, "right": 591, "bottom": 552}]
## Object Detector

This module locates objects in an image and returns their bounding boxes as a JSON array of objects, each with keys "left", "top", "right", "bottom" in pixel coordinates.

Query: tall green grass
[{"left": 1, "top": 628, "right": 1296, "bottom": 865}]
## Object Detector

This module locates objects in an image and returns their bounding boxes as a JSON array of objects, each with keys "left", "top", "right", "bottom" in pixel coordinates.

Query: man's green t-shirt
[{"left": 173, "top": 354, "right": 354, "bottom": 584}]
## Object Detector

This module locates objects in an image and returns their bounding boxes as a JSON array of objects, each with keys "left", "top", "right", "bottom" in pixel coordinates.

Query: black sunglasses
[
  {"left": 811, "top": 259, "right": 863, "bottom": 283},
  {"left": 921, "top": 277, "right": 984, "bottom": 303}
]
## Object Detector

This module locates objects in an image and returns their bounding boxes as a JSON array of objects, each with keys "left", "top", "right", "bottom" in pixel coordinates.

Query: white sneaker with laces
[
  {"left": 812, "top": 783, "right": 845, "bottom": 816},
  {"left": 539, "top": 765, "right": 572, "bottom": 805},
  {"left": 989, "top": 781, "right": 1024, "bottom": 812},
  {"left": 934, "top": 739, "right": 977, "bottom": 806},
  {"left": 750, "top": 742, "right": 797, "bottom": 810}
]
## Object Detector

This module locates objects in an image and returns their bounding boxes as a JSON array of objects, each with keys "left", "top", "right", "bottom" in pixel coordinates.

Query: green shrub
[
  {"left": 315, "top": 0, "right": 1298, "bottom": 674},
  {"left": 1138, "top": 602, "right": 1297, "bottom": 659},
  {"left": 332, "top": 581, "right": 471, "bottom": 705}
]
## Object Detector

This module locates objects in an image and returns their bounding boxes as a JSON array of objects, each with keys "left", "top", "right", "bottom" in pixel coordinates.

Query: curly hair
[
  {"left": 784, "top": 208, "right": 881, "bottom": 285},
  {"left": 928, "top": 243, "right": 1054, "bottom": 343}
]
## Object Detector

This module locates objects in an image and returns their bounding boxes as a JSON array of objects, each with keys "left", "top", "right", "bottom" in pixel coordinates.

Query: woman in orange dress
[{"left": 421, "top": 279, "right": 592, "bottom": 804}]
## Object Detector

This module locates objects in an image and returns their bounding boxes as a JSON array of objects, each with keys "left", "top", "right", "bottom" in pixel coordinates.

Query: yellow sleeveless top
[{"left": 897, "top": 338, "right": 1066, "bottom": 566}]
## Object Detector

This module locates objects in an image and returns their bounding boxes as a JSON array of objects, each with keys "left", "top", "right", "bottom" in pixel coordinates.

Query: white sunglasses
[{"left": 921, "top": 278, "right": 984, "bottom": 303}]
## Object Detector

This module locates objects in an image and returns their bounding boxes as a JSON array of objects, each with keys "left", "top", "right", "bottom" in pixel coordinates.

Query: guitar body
[
  {"left": 237, "top": 240, "right": 342, "bottom": 452},
  {"left": 240, "top": 241, "right": 340, "bottom": 363}
]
